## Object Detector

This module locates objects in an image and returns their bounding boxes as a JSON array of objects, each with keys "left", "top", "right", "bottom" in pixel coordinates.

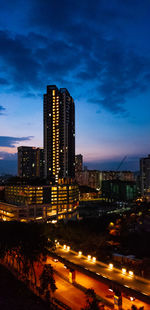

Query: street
[{"left": 55, "top": 246, "right": 150, "bottom": 296}]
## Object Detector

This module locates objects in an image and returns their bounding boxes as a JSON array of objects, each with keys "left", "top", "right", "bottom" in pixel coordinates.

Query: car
[
  {"left": 53, "top": 258, "right": 58, "bottom": 262},
  {"left": 125, "top": 296, "right": 136, "bottom": 301}
]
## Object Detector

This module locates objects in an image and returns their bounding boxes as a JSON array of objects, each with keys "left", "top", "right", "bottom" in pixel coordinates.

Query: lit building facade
[
  {"left": 140, "top": 154, "right": 150, "bottom": 197},
  {"left": 2, "top": 182, "right": 79, "bottom": 222},
  {"left": 44, "top": 85, "right": 75, "bottom": 182},
  {"left": 18, "top": 146, "right": 44, "bottom": 179}
]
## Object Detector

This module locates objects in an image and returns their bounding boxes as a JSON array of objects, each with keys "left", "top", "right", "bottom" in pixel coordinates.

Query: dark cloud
[
  {"left": 0, "top": 1, "right": 150, "bottom": 115},
  {"left": 0, "top": 30, "right": 42, "bottom": 92},
  {"left": 87, "top": 43, "right": 150, "bottom": 114},
  {"left": 0, "top": 136, "right": 33, "bottom": 148},
  {"left": 0, "top": 77, "right": 9, "bottom": 85},
  {"left": 0, "top": 105, "right": 5, "bottom": 115}
]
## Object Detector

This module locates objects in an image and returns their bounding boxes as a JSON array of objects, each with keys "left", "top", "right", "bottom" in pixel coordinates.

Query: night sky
[{"left": 0, "top": 0, "right": 150, "bottom": 174}]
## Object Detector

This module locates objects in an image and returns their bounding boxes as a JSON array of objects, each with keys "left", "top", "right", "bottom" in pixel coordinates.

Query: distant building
[
  {"left": 36, "top": 147, "right": 45, "bottom": 178},
  {"left": 75, "top": 154, "right": 83, "bottom": 173},
  {"left": 102, "top": 180, "right": 137, "bottom": 202},
  {"left": 18, "top": 146, "right": 44, "bottom": 179},
  {"left": 44, "top": 85, "right": 75, "bottom": 182},
  {"left": 75, "top": 169, "right": 134, "bottom": 190},
  {"left": 1, "top": 181, "right": 79, "bottom": 222},
  {"left": 140, "top": 154, "right": 150, "bottom": 199}
]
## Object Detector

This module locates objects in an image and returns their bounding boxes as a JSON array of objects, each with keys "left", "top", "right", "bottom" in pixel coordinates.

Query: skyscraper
[
  {"left": 44, "top": 85, "right": 75, "bottom": 181},
  {"left": 140, "top": 154, "right": 150, "bottom": 196}
]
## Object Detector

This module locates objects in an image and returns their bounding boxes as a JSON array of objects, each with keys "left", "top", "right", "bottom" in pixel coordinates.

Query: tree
[
  {"left": 81, "top": 289, "right": 100, "bottom": 310},
  {"left": 0, "top": 222, "right": 54, "bottom": 287},
  {"left": 131, "top": 305, "right": 137, "bottom": 310},
  {"left": 39, "top": 264, "right": 57, "bottom": 301}
]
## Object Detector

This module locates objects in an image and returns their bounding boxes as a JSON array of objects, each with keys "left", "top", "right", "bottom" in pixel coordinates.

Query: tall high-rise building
[
  {"left": 18, "top": 146, "right": 44, "bottom": 178},
  {"left": 140, "top": 154, "right": 150, "bottom": 196},
  {"left": 44, "top": 85, "right": 75, "bottom": 181}
]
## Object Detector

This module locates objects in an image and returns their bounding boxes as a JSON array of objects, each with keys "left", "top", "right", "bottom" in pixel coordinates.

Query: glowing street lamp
[
  {"left": 87, "top": 255, "right": 91, "bottom": 261},
  {"left": 78, "top": 251, "right": 82, "bottom": 256},
  {"left": 129, "top": 271, "right": 134, "bottom": 277},
  {"left": 108, "top": 263, "right": 113, "bottom": 270},
  {"left": 92, "top": 257, "right": 96, "bottom": 263},
  {"left": 130, "top": 297, "right": 135, "bottom": 301},
  {"left": 67, "top": 246, "right": 70, "bottom": 251},
  {"left": 63, "top": 244, "right": 66, "bottom": 250},
  {"left": 122, "top": 268, "right": 126, "bottom": 275}
]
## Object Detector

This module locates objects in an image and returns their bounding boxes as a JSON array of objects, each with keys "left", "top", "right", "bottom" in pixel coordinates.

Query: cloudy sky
[{"left": 0, "top": 0, "right": 150, "bottom": 174}]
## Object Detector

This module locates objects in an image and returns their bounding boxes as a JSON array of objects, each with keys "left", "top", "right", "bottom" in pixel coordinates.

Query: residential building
[
  {"left": 18, "top": 146, "right": 44, "bottom": 179},
  {"left": 75, "top": 169, "right": 134, "bottom": 190},
  {"left": 75, "top": 154, "right": 83, "bottom": 173},
  {"left": 44, "top": 85, "right": 75, "bottom": 182},
  {"left": 140, "top": 154, "right": 150, "bottom": 198}
]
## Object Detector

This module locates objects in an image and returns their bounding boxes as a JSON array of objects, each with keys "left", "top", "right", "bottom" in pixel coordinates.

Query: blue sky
[{"left": 0, "top": 0, "right": 150, "bottom": 174}]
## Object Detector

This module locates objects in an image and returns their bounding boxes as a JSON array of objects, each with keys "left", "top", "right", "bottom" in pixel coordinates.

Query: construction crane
[
  {"left": 115, "top": 155, "right": 127, "bottom": 182},
  {"left": 116, "top": 156, "right": 127, "bottom": 171}
]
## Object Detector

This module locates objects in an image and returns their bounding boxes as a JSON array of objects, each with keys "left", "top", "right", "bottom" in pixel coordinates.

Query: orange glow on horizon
[{"left": 0, "top": 147, "right": 17, "bottom": 154}]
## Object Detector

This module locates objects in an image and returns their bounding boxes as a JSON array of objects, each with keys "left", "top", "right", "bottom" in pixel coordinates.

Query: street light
[
  {"left": 92, "top": 257, "right": 96, "bottom": 263},
  {"left": 78, "top": 251, "right": 82, "bottom": 256},
  {"left": 67, "top": 246, "right": 70, "bottom": 251},
  {"left": 108, "top": 263, "right": 113, "bottom": 270},
  {"left": 129, "top": 271, "right": 134, "bottom": 277},
  {"left": 122, "top": 268, "right": 126, "bottom": 275},
  {"left": 87, "top": 255, "right": 91, "bottom": 261},
  {"left": 63, "top": 244, "right": 66, "bottom": 250}
]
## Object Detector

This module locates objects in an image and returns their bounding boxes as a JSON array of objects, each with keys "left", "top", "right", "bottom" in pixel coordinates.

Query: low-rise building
[
  {"left": 0, "top": 181, "right": 79, "bottom": 222},
  {"left": 102, "top": 180, "right": 137, "bottom": 202}
]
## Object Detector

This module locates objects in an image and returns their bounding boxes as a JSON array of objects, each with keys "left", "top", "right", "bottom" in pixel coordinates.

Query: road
[
  {"left": 55, "top": 245, "right": 150, "bottom": 297},
  {"left": 33, "top": 260, "right": 86, "bottom": 309},
  {"left": 47, "top": 257, "right": 149, "bottom": 310}
]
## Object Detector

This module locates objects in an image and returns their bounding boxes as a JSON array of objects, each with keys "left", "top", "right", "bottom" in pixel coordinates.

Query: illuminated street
[
  {"left": 55, "top": 245, "right": 150, "bottom": 296},
  {"left": 33, "top": 260, "right": 86, "bottom": 309},
  {"left": 47, "top": 256, "right": 149, "bottom": 310}
]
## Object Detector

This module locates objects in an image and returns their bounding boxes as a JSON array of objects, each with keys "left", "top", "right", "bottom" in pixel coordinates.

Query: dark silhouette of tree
[
  {"left": 0, "top": 222, "right": 55, "bottom": 287},
  {"left": 131, "top": 305, "right": 137, "bottom": 310},
  {"left": 81, "top": 289, "right": 100, "bottom": 310},
  {"left": 39, "top": 264, "right": 57, "bottom": 301}
]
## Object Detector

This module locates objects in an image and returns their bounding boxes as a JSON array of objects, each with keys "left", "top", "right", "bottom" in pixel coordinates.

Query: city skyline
[{"left": 1, "top": 1, "right": 150, "bottom": 174}]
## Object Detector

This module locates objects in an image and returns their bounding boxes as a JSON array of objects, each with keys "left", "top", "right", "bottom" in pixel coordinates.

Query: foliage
[
  {"left": 81, "top": 289, "right": 100, "bottom": 310},
  {"left": 40, "top": 264, "right": 57, "bottom": 299},
  {"left": 0, "top": 221, "right": 55, "bottom": 287},
  {"left": 131, "top": 305, "right": 137, "bottom": 310}
]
